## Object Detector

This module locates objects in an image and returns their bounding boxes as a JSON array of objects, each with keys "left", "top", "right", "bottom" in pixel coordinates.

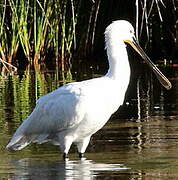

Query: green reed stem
[{"left": 18, "top": 0, "right": 31, "bottom": 61}]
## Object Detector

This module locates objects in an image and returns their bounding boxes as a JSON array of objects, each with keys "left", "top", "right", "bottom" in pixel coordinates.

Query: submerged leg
[
  {"left": 79, "top": 152, "right": 84, "bottom": 158},
  {"left": 63, "top": 153, "right": 68, "bottom": 159}
]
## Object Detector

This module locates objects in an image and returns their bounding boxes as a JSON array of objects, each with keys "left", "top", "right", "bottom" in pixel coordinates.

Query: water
[{"left": 1, "top": 66, "right": 178, "bottom": 179}]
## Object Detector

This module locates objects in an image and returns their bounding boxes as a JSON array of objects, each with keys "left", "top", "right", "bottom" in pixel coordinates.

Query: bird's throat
[{"left": 106, "top": 43, "right": 131, "bottom": 80}]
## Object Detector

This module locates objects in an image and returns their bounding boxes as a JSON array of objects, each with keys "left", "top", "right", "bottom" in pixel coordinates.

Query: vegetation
[{"left": 0, "top": 0, "right": 176, "bottom": 75}]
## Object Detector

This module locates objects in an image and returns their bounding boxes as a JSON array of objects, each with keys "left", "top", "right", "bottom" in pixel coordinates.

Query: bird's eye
[{"left": 130, "top": 30, "right": 133, "bottom": 34}]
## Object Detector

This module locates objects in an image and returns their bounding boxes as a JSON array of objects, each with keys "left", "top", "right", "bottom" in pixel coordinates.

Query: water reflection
[{"left": 8, "top": 158, "right": 128, "bottom": 180}]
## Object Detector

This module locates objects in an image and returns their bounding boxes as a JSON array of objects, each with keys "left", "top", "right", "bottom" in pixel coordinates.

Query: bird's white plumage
[{"left": 6, "top": 20, "right": 134, "bottom": 156}]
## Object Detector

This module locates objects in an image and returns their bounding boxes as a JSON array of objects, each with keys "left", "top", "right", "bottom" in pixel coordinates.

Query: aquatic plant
[
  {"left": 135, "top": 0, "right": 176, "bottom": 43},
  {"left": 0, "top": 0, "right": 19, "bottom": 64},
  {"left": 0, "top": 0, "right": 176, "bottom": 74}
]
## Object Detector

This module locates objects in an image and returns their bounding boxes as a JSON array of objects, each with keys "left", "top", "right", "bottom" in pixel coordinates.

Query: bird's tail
[
  {"left": 6, "top": 132, "right": 52, "bottom": 150},
  {"left": 6, "top": 135, "right": 31, "bottom": 151}
]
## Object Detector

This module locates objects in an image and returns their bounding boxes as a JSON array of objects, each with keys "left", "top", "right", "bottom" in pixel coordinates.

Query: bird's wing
[
  {"left": 7, "top": 82, "right": 88, "bottom": 149},
  {"left": 21, "top": 82, "right": 86, "bottom": 135}
]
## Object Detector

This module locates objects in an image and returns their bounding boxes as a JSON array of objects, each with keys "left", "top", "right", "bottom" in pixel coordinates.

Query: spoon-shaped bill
[{"left": 125, "top": 38, "right": 172, "bottom": 90}]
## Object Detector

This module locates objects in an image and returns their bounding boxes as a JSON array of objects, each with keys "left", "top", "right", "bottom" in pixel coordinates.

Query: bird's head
[
  {"left": 105, "top": 20, "right": 172, "bottom": 90},
  {"left": 105, "top": 20, "right": 135, "bottom": 44}
]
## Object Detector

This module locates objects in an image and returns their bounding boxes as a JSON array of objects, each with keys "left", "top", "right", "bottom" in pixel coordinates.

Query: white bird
[{"left": 6, "top": 20, "right": 171, "bottom": 158}]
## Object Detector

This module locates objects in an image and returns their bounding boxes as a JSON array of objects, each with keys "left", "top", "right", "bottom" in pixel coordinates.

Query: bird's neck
[{"left": 105, "top": 42, "right": 131, "bottom": 80}]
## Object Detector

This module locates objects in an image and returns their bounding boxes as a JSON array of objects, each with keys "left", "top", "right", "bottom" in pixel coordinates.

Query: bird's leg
[
  {"left": 79, "top": 152, "right": 84, "bottom": 158},
  {"left": 63, "top": 153, "right": 68, "bottom": 159},
  {"left": 59, "top": 136, "right": 73, "bottom": 160}
]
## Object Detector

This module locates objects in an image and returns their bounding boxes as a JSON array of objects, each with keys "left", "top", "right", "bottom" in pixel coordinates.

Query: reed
[
  {"left": 33, "top": 0, "right": 53, "bottom": 64},
  {"left": 0, "top": 0, "right": 7, "bottom": 62},
  {"left": 0, "top": 0, "right": 78, "bottom": 68},
  {"left": 18, "top": 0, "right": 31, "bottom": 61},
  {"left": 0, "top": 0, "right": 19, "bottom": 64},
  {"left": 32, "top": 0, "right": 78, "bottom": 72},
  {"left": 52, "top": 0, "right": 80, "bottom": 80},
  {"left": 135, "top": 0, "right": 169, "bottom": 41},
  {"left": 0, "top": 0, "right": 176, "bottom": 74}
]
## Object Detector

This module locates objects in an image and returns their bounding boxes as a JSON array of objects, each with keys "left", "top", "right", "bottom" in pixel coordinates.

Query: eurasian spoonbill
[{"left": 6, "top": 20, "right": 172, "bottom": 158}]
